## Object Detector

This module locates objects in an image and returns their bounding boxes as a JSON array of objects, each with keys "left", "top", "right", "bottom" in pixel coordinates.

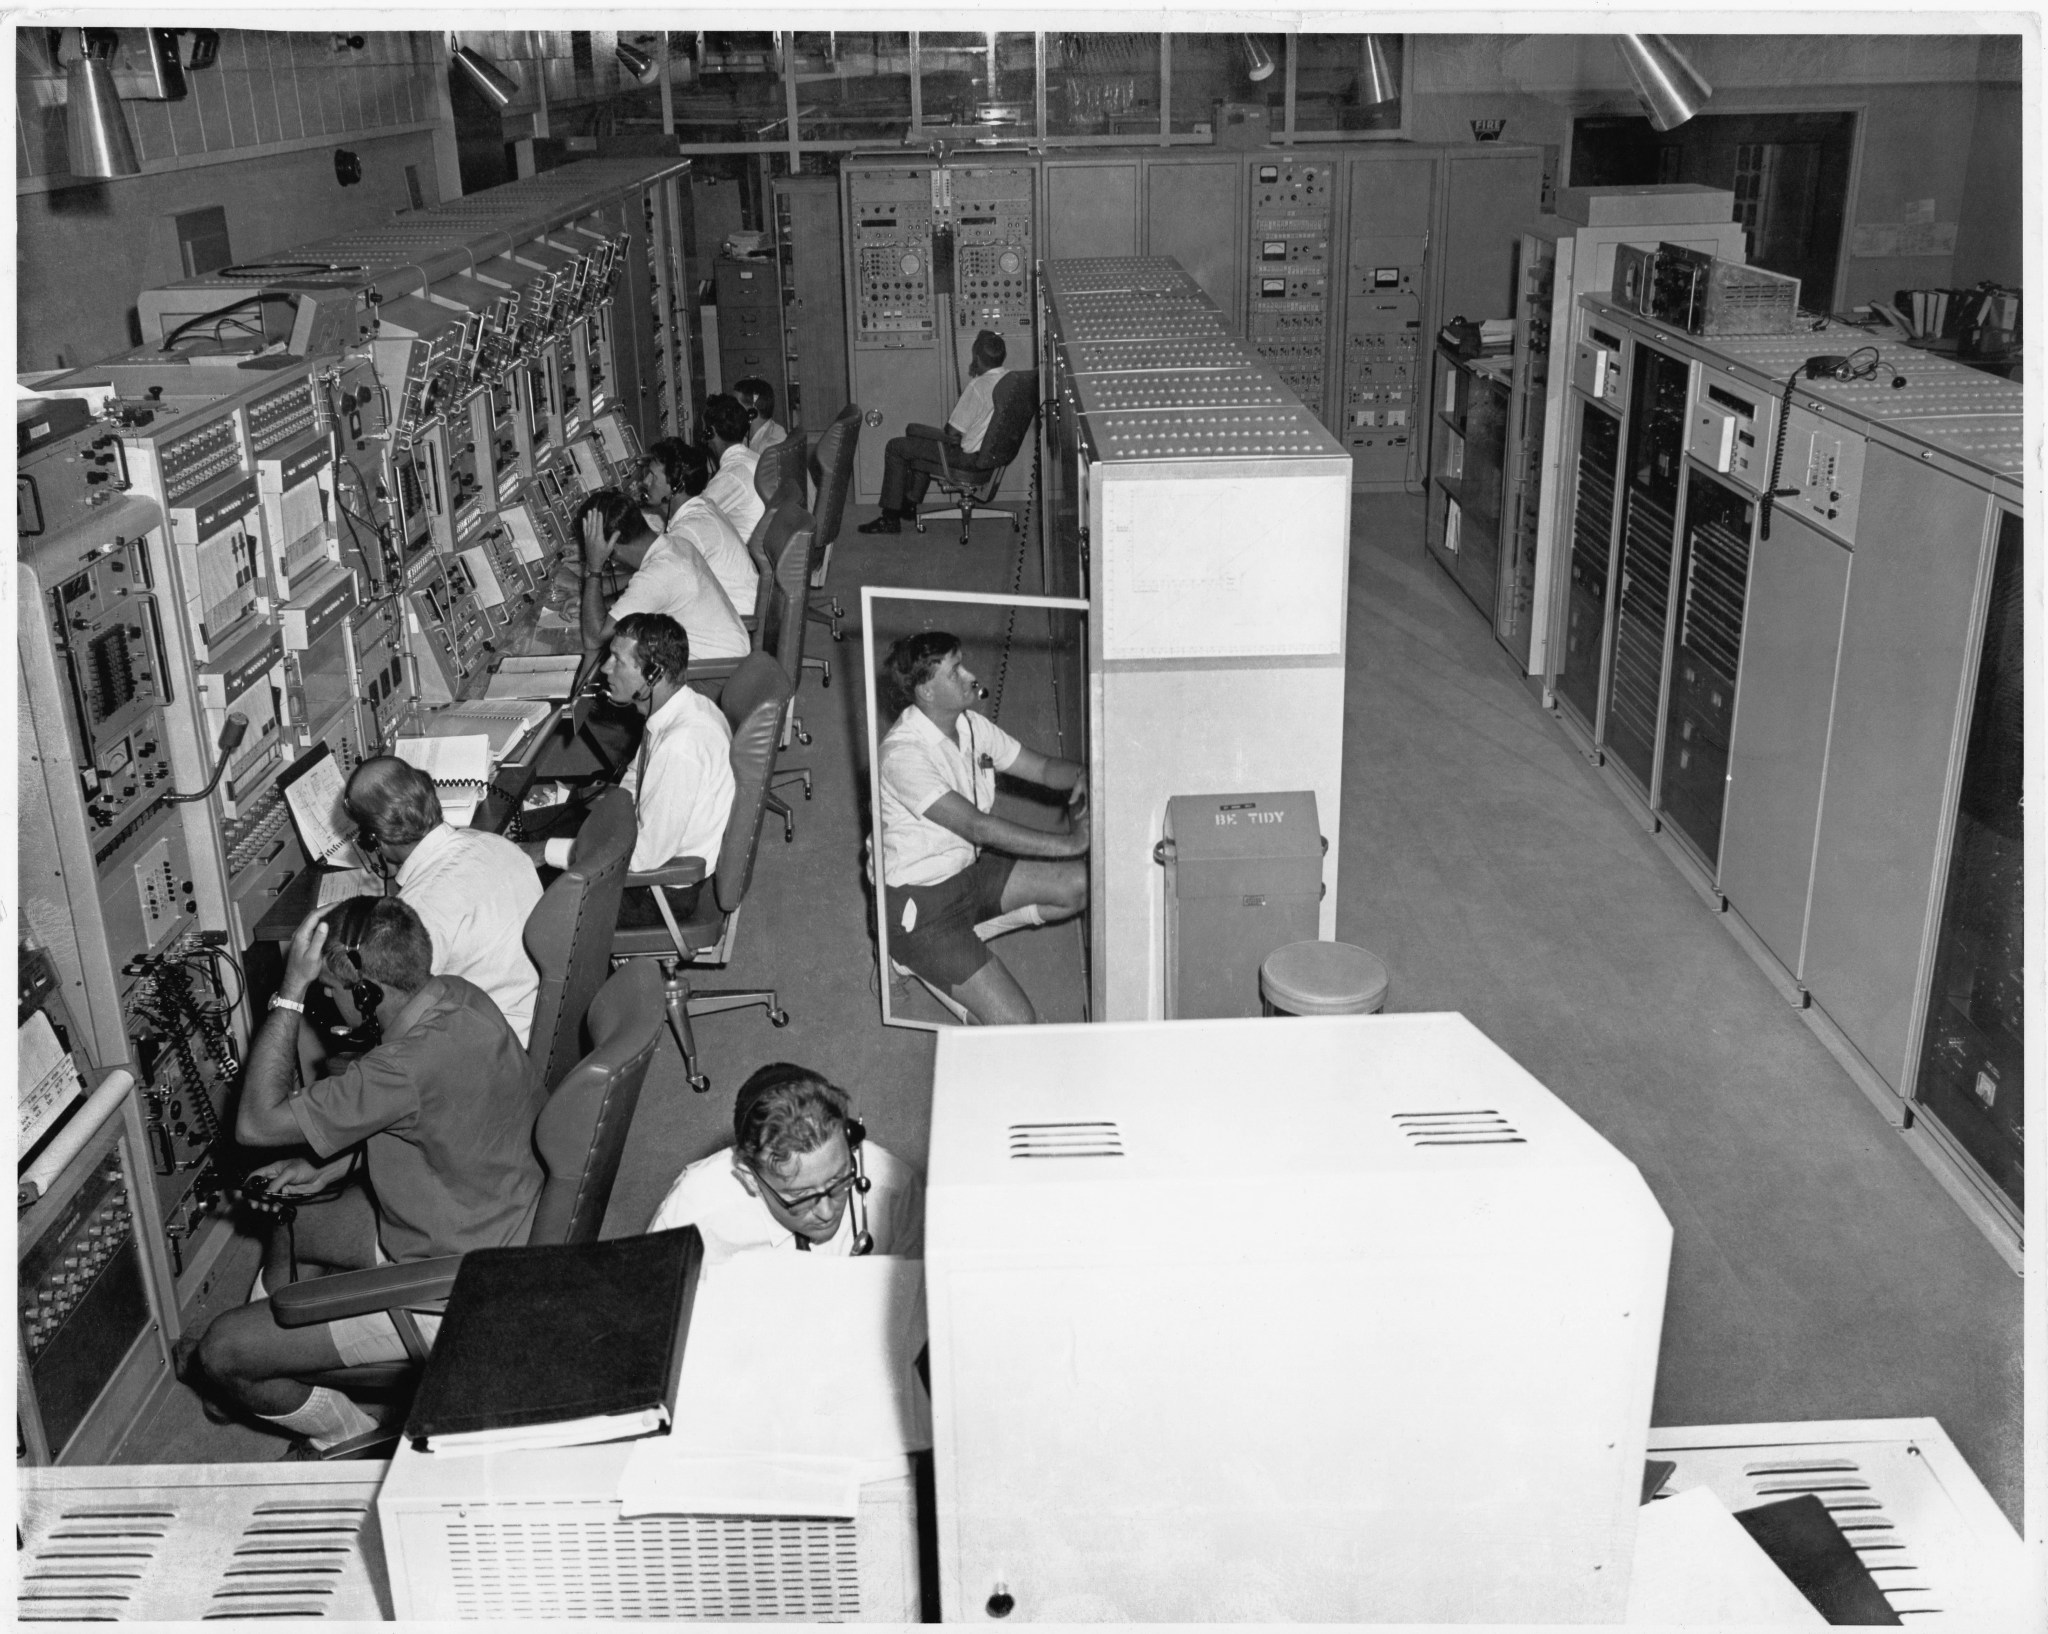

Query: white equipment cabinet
[{"left": 925, "top": 1013, "right": 1673, "bottom": 1622}]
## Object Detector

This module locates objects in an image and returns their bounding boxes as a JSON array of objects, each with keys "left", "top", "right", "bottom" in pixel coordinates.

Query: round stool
[{"left": 1259, "top": 941, "right": 1390, "bottom": 1016}]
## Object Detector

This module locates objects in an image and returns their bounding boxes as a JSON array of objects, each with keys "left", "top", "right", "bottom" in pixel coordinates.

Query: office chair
[
  {"left": 806, "top": 402, "right": 862, "bottom": 645},
  {"left": 914, "top": 371, "right": 1039, "bottom": 546},
  {"left": 266, "top": 960, "right": 670, "bottom": 1456},
  {"left": 609, "top": 653, "right": 792, "bottom": 1093},
  {"left": 521, "top": 786, "right": 636, "bottom": 1091},
  {"left": 740, "top": 438, "right": 809, "bottom": 624}
]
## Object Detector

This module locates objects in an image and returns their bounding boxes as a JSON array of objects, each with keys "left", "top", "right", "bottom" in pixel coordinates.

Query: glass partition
[
  {"left": 1168, "top": 31, "right": 1279, "bottom": 133},
  {"left": 789, "top": 31, "right": 913, "bottom": 144},
  {"left": 918, "top": 31, "right": 1038, "bottom": 131},
  {"left": 1045, "top": 32, "right": 1161, "bottom": 138},
  {"left": 1291, "top": 33, "right": 1406, "bottom": 134},
  {"left": 862, "top": 587, "right": 1091, "bottom": 1032},
  {"left": 641, "top": 30, "right": 787, "bottom": 144}
]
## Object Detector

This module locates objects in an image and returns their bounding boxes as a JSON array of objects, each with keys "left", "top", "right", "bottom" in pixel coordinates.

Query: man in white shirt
[
  {"left": 876, "top": 631, "right": 1087, "bottom": 1025},
  {"left": 732, "top": 376, "right": 790, "bottom": 452},
  {"left": 638, "top": 438, "right": 759, "bottom": 614},
  {"left": 859, "top": 330, "right": 1012, "bottom": 534},
  {"left": 577, "top": 487, "right": 749, "bottom": 664},
  {"left": 342, "top": 759, "right": 544, "bottom": 1045},
  {"left": 647, "top": 1063, "right": 922, "bottom": 1263},
  {"left": 543, "top": 612, "right": 735, "bottom": 884},
  {"left": 701, "top": 393, "right": 764, "bottom": 543}
]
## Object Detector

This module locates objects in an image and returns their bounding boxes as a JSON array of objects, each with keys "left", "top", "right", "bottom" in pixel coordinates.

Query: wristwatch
[{"left": 268, "top": 994, "right": 306, "bottom": 1016}]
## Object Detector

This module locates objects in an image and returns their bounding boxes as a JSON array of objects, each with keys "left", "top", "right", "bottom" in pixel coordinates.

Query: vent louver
[
  {"left": 1393, "top": 1110, "right": 1527, "bottom": 1147},
  {"left": 1731, "top": 1458, "right": 1941, "bottom": 1617},
  {"left": 1008, "top": 1121, "right": 1125, "bottom": 1159}
]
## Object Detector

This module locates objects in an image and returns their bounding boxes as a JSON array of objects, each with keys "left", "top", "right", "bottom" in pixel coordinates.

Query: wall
[
  {"left": 16, "top": 28, "right": 449, "bottom": 370},
  {"left": 1951, "top": 73, "right": 2021, "bottom": 286},
  {"left": 1403, "top": 34, "right": 2015, "bottom": 309}
]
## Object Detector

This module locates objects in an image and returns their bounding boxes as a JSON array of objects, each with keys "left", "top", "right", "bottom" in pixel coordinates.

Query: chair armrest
[
  {"left": 269, "top": 1257, "right": 463, "bottom": 1326},
  {"left": 684, "top": 657, "right": 742, "bottom": 687},
  {"left": 625, "top": 857, "right": 707, "bottom": 890},
  {"left": 905, "top": 422, "right": 954, "bottom": 442}
]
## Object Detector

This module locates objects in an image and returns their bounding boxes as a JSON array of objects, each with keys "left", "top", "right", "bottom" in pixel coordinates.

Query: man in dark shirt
[{"left": 186, "top": 896, "right": 545, "bottom": 1452}]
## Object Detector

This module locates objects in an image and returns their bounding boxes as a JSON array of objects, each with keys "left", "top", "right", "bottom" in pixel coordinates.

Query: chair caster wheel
[
  {"left": 768, "top": 1008, "right": 790, "bottom": 1027},
  {"left": 689, "top": 1074, "right": 711, "bottom": 1093},
  {"left": 821, "top": 671, "right": 831, "bottom": 688},
  {"left": 797, "top": 729, "right": 812, "bottom": 746}
]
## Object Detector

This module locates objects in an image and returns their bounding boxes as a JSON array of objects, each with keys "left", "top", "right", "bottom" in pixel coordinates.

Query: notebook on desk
[
  {"left": 392, "top": 735, "right": 492, "bottom": 828},
  {"left": 411, "top": 699, "right": 553, "bottom": 759},
  {"left": 277, "top": 743, "right": 368, "bottom": 872}
]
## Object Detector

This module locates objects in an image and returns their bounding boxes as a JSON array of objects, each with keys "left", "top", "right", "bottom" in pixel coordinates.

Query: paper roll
[{"left": 23, "top": 1069, "right": 136, "bottom": 1201}]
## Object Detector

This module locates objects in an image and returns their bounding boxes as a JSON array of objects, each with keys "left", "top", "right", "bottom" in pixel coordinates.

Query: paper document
[
  {"left": 1626, "top": 1487, "right": 1827, "bottom": 1625},
  {"left": 20, "top": 1010, "right": 83, "bottom": 1147},
  {"left": 316, "top": 868, "right": 382, "bottom": 908},
  {"left": 484, "top": 654, "right": 585, "bottom": 700},
  {"left": 422, "top": 1403, "right": 667, "bottom": 1460},
  {"left": 414, "top": 699, "right": 552, "bottom": 758},
  {"left": 280, "top": 745, "right": 366, "bottom": 869},
  {"left": 618, "top": 1256, "right": 929, "bottom": 1519}
]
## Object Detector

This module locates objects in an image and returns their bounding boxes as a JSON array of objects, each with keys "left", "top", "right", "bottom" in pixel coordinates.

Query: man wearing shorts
[
  {"left": 877, "top": 631, "right": 1088, "bottom": 1024},
  {"left": 187, "top": 896, "right": 545, "bottom": 1453}
]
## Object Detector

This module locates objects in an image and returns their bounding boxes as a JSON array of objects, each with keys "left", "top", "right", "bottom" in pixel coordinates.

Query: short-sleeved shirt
[
  {"left": 947, "top": 366, "right": 1011, "bottom": 454},
  {"left": 877, "top": 706, "right": 1022, "bottom": 887},
  {"left": 747, "top": 420, "right": 789, "bottom": 452},
  {"left": 289, "top": 975, "right": 545, "bottom": 1264},
  {"left": 646, "top": 1141, "right": 924, "bottom": 1264},
  {"left": 666, "top": 494, "right": 758, "bottom": 615},
  {"left": 608, "top": 534, "right": 751, "bottom": 661},
  {"left": 395, "top": 824, "right": 544, "bottom": 1047},
  {"left": 621, "top": 684, "right": 736, "bottom": 874},
  {"left": 705, "top": 444, "right": 764, "bottom": 544}
]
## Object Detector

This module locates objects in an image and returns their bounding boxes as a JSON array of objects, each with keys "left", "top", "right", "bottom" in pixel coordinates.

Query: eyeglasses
[{"left": 752, "top": 1164, "right": 858, "bottom": 1215}]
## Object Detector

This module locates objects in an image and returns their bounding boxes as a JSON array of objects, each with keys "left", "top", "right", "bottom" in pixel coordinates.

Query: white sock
[
  {"left": 247, "top": 1268, "right": 267, "bottom": 1303},
  {"left": 260, "top": 1385, "right": 378, "bottom": 1449}
]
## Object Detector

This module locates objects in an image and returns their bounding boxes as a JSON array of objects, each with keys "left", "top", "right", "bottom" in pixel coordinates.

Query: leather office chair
[
  {"left": 915, "top": 371, "right": 1039, "bottom": 546},
  {"left": 609, "top": 653, "right": 792, "bottom": 1093},
  {"left": 267, "top": 960, "right": 670, "bottom": 1455},
  {"left": 740, "top": 438, "right": 809, "bottom": 623},
  {"left": 522, "top": 786, "right": 636, "bottom": 1091},
  {"left": 806, "top": 402, "right": 862, "bottom": 644}
]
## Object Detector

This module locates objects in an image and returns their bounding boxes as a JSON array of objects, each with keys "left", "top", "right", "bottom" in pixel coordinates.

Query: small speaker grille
[
  {"left": 1392, "top": 1110, "right": 1526, "bottom": 1147},
  {"left": 1007, "top": 1121, "right": 1125, "bottom": 1159}
]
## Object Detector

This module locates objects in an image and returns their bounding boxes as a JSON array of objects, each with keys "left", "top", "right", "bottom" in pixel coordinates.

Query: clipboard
[{"left": 277, "top": 742, "right": 368, "bottom": 872}]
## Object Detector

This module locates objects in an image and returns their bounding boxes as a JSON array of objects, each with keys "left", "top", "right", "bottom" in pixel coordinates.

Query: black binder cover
[
  {"left": 1733, "top": 1493, "right": 1903, "bottom": 1625},
  {"left": 404, "top": 1226, "right": 704, "bottom": 1450}
]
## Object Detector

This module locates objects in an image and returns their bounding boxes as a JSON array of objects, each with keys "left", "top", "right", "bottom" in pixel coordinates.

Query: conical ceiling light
[
  {"left": 1360, "top": 35, "right": 1401, "bottom": 107},
  {"left": 451, "top": 43, "right": 519, "bottom": 109},
  {"left": 1242, "top": 34, "right": 1276, "bottom": 83},
  {"left": 615, "top": 41, "right": 659, "bottom": 86},
  {"left": 65, "top": 32, "right": 140, "bottom": 178},
  {"left": 1616, "top": 35, "right": 1711, "bottom": 132}
]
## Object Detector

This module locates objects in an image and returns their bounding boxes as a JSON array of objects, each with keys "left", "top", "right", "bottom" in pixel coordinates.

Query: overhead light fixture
[
  {"left": 65, "top": 29, "right": 141, "bottom": 179},
  {"left": 1242, "top": 34, "right": 1276, "bottom": 83},
  {"left": 615, "top": 41, "right": 659, "bottom": 86},
  {"left": 1616, "top": 34, "right": 1711, "bottom": 132},
  {"left": 1359, "top": 35, "right": 1401, "bottom": 107},
  {"left": 186, "top": 29, "right": 219, "bottom": 71},
  {"left": 141, "top": 28, "right": 187, "bottom": 100},
  {"left": 451, "top": 43, "right": 519, "bottom": 109}
]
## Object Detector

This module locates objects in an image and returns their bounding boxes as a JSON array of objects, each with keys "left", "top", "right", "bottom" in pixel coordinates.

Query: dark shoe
[
  {"left": 278, "top": 1436, "right": 327, "bottom": 1462},
  {"left": 856, "top": 514, "right": 901, "bottom": 534}
]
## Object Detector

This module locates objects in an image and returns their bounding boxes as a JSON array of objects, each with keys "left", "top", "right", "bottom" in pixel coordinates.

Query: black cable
[
  {"left": 1759, "top": 367, "right": 1802, "bottom": 542},
  {"left": 160, "top": 291, "right": 299, "bottom": 352}
]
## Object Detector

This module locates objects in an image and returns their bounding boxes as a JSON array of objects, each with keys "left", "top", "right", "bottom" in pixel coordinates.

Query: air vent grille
[
  {"left": 1720, "top": 1457, "right": 1943, "bottom": 1618},
  {"left": 17, "top": 1505, "right": 169, "bottom": 1620},
  {"left": 1392, "top": 1110, "right": 1527, "bottom": 1148},
  {"left": 1008, "top": 1121, "right": 1125, "bottom": 1159},
  {"left": 447, "top": 1512, "right": 861, "bottom": 1620}
]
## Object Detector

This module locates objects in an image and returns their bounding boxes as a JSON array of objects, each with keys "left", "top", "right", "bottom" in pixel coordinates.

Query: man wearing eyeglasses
[
  {"left": 646, "top": 1063, "right": 923, "bottom": 1263},
  {"left": 342, "top": 757, "right": 544, "bottom": 1047}
]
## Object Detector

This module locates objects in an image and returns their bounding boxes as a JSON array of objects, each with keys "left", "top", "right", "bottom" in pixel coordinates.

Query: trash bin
[
  {"left": 1157, "top": 792, "right": 1324, "bottom": 1019},
  {"left": 1260, "top": 940, "right": 1390, "bottom": 1016}
]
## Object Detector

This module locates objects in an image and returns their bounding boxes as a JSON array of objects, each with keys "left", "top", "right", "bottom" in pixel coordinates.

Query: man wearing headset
[
  {"left": 186, "top": 896, "right": 545, "bottom": 1453},
  {"left": 858, "top": 329, "right": 1010, "bottom": 535},
  {"left": 731, "top": 376, "right": 790, "bottom": 452},
  {"left": 635, "top": 438, "right": 759, "bottom": 614},
  {"left": 877, "top": 632, "right": 1088, "bottom": 1025},
  {"left": 577, "top": 487, "right": 750, "bottom": 666},
  {"left": 537, "top": 611, "right": 735, "bottom": 889},
  {"left": 647, "top": 1063, "right": 922, "bottom": 1263},
  {"left": 341, "top": 757, "right": 543, "bottom": 1047},
  {"left": 701, "top": 392, "right": 765, "bottom": 543}
]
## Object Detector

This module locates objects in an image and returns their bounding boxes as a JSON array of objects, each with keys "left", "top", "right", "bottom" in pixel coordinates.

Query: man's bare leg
[
  {"left": 949, "top": 954, "right": 1040, "bottom": 1026},
  {"left": 1000, "top": 857, "right": 1087, "bottom": 922}
]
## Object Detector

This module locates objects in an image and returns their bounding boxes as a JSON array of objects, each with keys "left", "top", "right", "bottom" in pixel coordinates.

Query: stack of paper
[{"left": 484, "top": 654, "right": 586, "bottom": 700}]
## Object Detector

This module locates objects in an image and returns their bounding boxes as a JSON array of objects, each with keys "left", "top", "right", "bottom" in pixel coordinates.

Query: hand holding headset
[{"left": 323, "top": 894, "right": 387, "bottom": 1052}]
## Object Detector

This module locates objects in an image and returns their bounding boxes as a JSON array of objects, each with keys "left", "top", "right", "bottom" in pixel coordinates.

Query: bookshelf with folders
[{"left": 1424, "top": 340, "right": 1512, "bottom": 625}]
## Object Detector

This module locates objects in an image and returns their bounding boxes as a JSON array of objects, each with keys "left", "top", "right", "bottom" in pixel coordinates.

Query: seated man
[
  {"left": 187, "top": 896, "right": 546, "bottom": 1452},
  {"left": 647, "top": 1062, "right": 922, "bottom": 1262},
  {"left": 701, "top": 392, "right": 764, "bottom": 544},
  {"left": 638, "top": 437, "right": 759, "bottom": 614},
  {"left": 577, "top": 487, "right": 749, "bottom": 665},
  {"left": 877, "top": 631, "right": 1088, "bottom": 1024},
  {"left": 732, "top": 375, "right": 789, "bottom": 451},
  {"left": 539, "top": 612, "right": 735, "bottom": 891},
  {"left": 858, "top": 330, "right": 1011, "bottom": 535},
  {"left": 342, "top": 757, "right": 544, "bottom": 1047}
]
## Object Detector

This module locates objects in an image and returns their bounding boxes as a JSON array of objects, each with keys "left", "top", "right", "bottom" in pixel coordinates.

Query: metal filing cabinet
[
  {"left": 1159, "top": 791, "right": 1324, "bottom": 1019},
  {"left": 714, "top": 256, "right": 786, "bottom": 412},
  {"left": 1042, "top": 257, "right": 1351, "bottom": 1022}
]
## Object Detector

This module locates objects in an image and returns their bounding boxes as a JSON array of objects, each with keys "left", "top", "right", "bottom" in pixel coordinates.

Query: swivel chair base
[
  {"left": 914, "top": 502, "right": 1019, "bottom": 548},
  {"left": 659, "top": 965, "right": 788, "bottom": 1092}
]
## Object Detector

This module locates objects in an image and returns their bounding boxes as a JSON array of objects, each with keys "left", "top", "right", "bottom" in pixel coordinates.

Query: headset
[
  {"left": 323, "top": 894, "right": 387, "bottom": 1051},
  {"left": 844, "top": 1116, "right": 874, "bottom": 1256}
]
